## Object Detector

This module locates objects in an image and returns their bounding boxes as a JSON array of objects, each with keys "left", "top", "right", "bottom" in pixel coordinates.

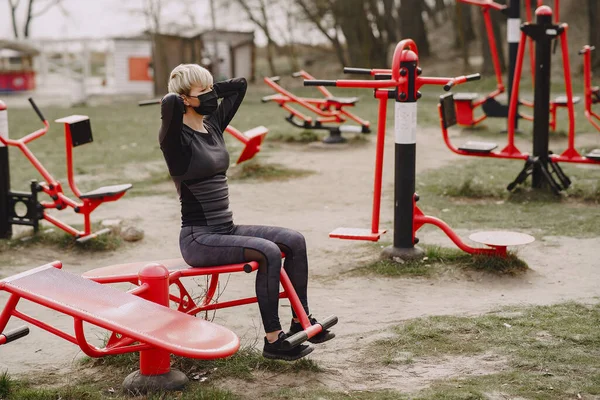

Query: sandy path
[{"left": 0, "top": 125, "right": 598, "bottom": 395}]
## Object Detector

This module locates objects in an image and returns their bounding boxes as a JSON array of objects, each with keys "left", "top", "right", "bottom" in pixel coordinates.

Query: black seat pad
[
  {"left": 326, "top": 96, "right": 358, "bottom": 106},
  {"left": 80, "top": 184, "right": 132, "bottom": 199},
  {"left": 586, "top": 149, "right": 600, "bottom": 161},
  {"left": 458, "top": 141, "right": 498, "bottom": 153}
]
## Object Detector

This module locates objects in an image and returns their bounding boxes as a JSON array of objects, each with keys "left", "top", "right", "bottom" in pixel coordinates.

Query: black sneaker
[
  {"left": 287, "top": 315, "right": 336, "bottom": 344},
  {"left": 262, "top": 332, "right": 314, "bottom": 361}
]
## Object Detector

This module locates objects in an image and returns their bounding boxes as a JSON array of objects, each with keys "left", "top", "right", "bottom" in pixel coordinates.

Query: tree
[
  {"left": 233, "top": 0, "right": 279, "bottom": 76},
  {"left": 399, "top": 0, "right": 430, "bottom": 57},
  {"left": 7, "top": 0, "right": 65, "bottom": 38},
  {"left": 294, "top": 0, "right": 348, "bottom": 67},
  {"left": 589, "top": 0, "right": 600, "bottom": 72}
]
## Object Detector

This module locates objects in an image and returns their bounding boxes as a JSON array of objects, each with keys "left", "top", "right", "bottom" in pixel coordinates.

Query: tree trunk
[
  {"left": 454, "top": 2, "right": 475, "bottom": 49},
  {"left": 398, "top": 0, "right": 430, "bottom": 57},
  {"left": 589, "top": 0, "right": 600, "bottom": 72},
  {"left": 294, "top": 0, "right": 348, "bottom": 67},
  {"left": 333, "top": 0, "right": 385, "bottom": 67},
  {"left": 24, "top": 0, "right": 35, "bottom": 38}
]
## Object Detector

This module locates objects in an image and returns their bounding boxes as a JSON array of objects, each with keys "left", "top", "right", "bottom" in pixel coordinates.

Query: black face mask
[{"left": 192, "top": 90, "right": 218, "bottom": 116}]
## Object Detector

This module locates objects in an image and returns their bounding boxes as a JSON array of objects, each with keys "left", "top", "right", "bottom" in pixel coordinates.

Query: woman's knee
[
  {"left": 282, "top": 229, "right": 307, "bottom": 256},
  {"left": 244, "top": 240, "right": 282, "bottom": 272}
]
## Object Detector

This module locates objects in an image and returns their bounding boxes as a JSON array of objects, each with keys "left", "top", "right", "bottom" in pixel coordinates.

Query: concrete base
[
  {"left": 123, "top": 369, "right": 188, "bottom": 395},
  {"left": 381, "top": 245, "right": 425, "bottom": 262}
]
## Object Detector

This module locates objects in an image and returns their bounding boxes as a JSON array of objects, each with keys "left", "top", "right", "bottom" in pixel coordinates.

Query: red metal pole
[
  {"left": 559, "top": 26, "right": 577, "bottom": 156},
  {"left": 483, "top": 8, "right": 505, "bottom": 90},
  {"left": 506, "top": 32, "right": 527, "bottom": 152},
  {"left": 137, "top": 264, "right": 172, "bottom": 376},
  {"left": 371, "top": 91, "right": 388, "bottom": 234}
]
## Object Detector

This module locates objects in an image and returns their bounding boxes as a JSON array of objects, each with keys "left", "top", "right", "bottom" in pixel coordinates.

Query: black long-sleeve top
[{"left": 159, "top": 78, "right": 247, "bottom": 227}]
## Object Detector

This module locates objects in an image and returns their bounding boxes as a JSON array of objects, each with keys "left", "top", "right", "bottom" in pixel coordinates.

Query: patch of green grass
[
  {"left": 0, "top": 370, "right": 12, "bottom": 398},
  {"left": 417, "top": 158, "right": 600, "bottom": 237},
  {"left": 0, "top": 225, "right": 122, "bottom": 253},
  {"left": 367, "top": 302, "right": 600, "bottom": 400},
  {"left": 349, "top": 245, "right": 528, "bottom": 278},
  {"left": 228, "top": 160, "right": 314, "bottom": 182},
  {"left": 88, "top": 344, "right": 321, "bottom": 382}
]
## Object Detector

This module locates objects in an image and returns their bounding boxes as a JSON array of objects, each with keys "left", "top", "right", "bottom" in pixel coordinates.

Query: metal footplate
[
  {"left": 458, "top": 141, "right": 498, "bottom": 153},
  {"left": 282, "top": 315, "right": 338, "bottom": 350},
  {"left": 469, "top": 231, "right": 535, "bottom": 248},
  {"left": 586, "top": 149, "right": 600, "bottom": 161},
  {"left": 453, "top": 92, "right": 480, "bottom": 102},
  {"left": 329, "top": 227, "right": 386, "bottom": 242}
]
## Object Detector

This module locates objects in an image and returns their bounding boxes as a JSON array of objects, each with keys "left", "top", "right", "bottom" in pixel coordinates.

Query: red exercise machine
[
  {"left": 262, "top": 71, "right": 371, "bottom": 144},
  {"left": 0, "top": 99, "right": 131, "bottom": 242},
  {"left": 580, "top": 45, "right": 600, "bottom": 136},
  {"left": 0, "top": 256, "right": 338, "bottom": 392},
  {"left": 306, "top": 39, "right": 534, "bottom": 259},
  {"left": 0, "top": 261, "right": 240, "bottom": 393},
  {"left": 138, "top": 99, "right": 268, "bottom": 165}
]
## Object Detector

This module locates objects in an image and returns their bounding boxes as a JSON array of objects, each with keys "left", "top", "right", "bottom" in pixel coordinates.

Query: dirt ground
[{"left": 0, "top": 124, "right": 599, "bottom": 397}]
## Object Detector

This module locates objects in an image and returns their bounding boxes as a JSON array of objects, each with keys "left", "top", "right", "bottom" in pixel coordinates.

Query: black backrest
[
  {"left": 70, "top": 119, "right": 93, "bottom": 147},
  {"left": 439, "top": 93, "right": 457, "bottom": 129}
]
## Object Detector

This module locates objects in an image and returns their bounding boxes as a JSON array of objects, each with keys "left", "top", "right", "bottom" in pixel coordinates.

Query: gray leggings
[{"left": 179, "top": 223, "right": 309, "bottom": 332}]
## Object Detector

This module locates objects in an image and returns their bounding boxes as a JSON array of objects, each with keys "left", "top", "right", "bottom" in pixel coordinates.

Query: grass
[
  {"left": 413, "top": 157, "right": 600, "bottom": 237},
  {"left": 0, "top": 225, "right": 122, "bottom": 253},
  {"left": 87, "top": 343, "right": 321, "bottom": 381},
  {"left": 228, "top": 160, "right": 314, "bottom": 182},
  {"left": 349, "top": 245, "right": 528, "bottom": 278},
  {"left": 363, "top": 302, "right": 600, "bottom": 400}
]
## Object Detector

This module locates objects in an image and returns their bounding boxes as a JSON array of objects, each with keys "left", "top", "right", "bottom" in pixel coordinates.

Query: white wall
[{"left": 112, "top": 39, "right": 153, "bottom": 95}]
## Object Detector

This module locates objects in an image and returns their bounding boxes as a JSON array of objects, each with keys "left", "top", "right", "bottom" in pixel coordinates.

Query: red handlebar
[{"left": 457, "top": 0, "right": 506, "bottom": 11}]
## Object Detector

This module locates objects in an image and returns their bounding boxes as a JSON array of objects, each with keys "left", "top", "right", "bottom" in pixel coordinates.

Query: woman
[{"left": 159, "top": 64, "right": 334, "bottom": 361}]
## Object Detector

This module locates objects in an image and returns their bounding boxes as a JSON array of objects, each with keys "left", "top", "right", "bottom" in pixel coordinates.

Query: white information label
[
  {"left": 507, "top": 19, "right": 521, "bottom": 43},
  {"left": 394, "top": 102, "right": 417, "bottom": 144},
  {"left": 0, "top": 110, "right": 8, "bottom": 147}
]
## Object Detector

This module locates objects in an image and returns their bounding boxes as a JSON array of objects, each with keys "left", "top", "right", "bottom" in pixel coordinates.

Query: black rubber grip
[
  {"left": 466, "top": 73, "right": 481, "bottom": 82},
  {"left": 138, "top": 99, "right": 161, "bottom": 106},
  {"left": 281, "top": 330, "right": 308, "bottom": 350},
  {"left": 2, "top": 326, "right": 29, "bottom": 344},
  {"left": 28, "top": 98, "right": 45, "bottom": 121},
  {"left": 304, "top": 80, "right": 336, "bottom": 87},
  {"left": 243, "top": 263, "right": 253, "bottom": 273},
  {"left": 444, "top": 81, "right": 455, "bottom": 92},
  {"left": 343, "top": 67, "right": 372, "bottom": 75},
  {"left": 319, "top": 315, "right": 339, "bottom": 330}
]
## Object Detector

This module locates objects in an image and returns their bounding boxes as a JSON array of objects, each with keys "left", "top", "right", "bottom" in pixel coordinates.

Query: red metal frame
[
  {"left": 224, "top": 125, "right": 268, "bottom": 164},
  {"left": 508, "top": 25, "right": 598, "bottom": 165},
  {"left": 314, "top": 39, "right": 507, "bottom": 256},
  {"left": 0, "top": 261, "right": 241, "bottom": 381},
  {"left": 262, "top": 72, "right": 370, "bottom": 130},
  {"left": 581, "top": 45, "right": 600, "bottom": 133},
  {"left": 452, "top": 0, "right": 506, "bottom": 126},
  {"left": 82, "top": 257, "right": 322, "bottom": 339},
  {"left": 0, "top": 109, "right": 131, "bottom": 240}
]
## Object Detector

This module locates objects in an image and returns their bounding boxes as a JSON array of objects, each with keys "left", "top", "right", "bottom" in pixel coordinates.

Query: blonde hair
[{"left": 168, "top": 64, "right": 213, "bottom": 95}]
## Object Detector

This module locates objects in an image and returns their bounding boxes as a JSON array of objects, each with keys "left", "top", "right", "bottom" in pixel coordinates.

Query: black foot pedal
[
  {"left": 458, "top": 141, "right": 498, "bottom": 153},
  {"left": 507, "top": 156, "right": 571, "bottom": 195}
]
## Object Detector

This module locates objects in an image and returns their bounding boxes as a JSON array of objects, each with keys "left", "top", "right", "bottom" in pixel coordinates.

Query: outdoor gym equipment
[
  {"left": 0, "top": 261, "right": 240, "bottom": 393},
  {"left": 0, "top": 256, "right": 337, "bottom": 392},
  {"left": 0, "top": 99, "right": 132, "bottom": 241},
  {"left": 305, "top": 39, "right": 534, "bottom": 260},
  {"left": 262, "top": 71, "right": 371, "bottom": 144},
  {"left": 441, "top": 6, "right": 599, "bottom": 195},
  {"left": 580, "top": 45, "right": 600, "bottom": 134},
  {"left": 453, "top": 0, "right": 513, "bottom": 127},
  {"left": 138, "top": 98, "right": 268, "bottom": 164}
]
